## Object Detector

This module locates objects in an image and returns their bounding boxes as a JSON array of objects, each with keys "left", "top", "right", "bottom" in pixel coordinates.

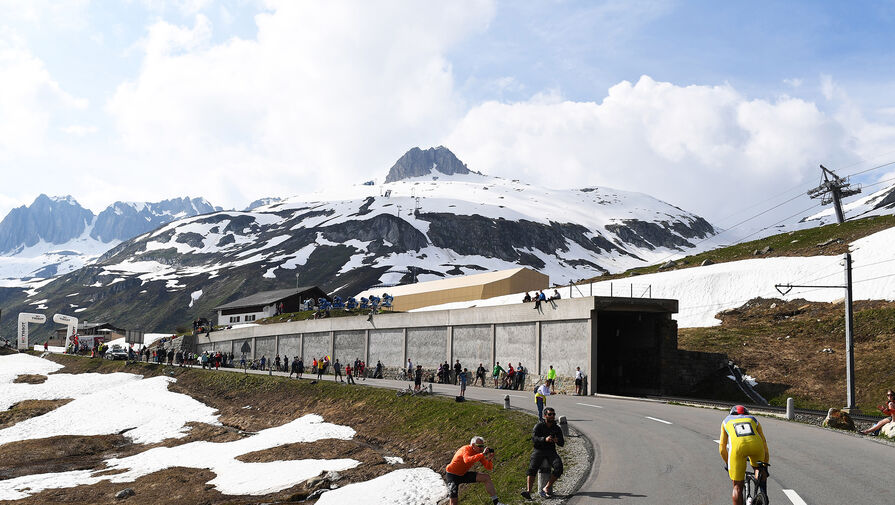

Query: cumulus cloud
[
  {"left": 443, "top": 75, "right": 851, "bottom": 220},
  {"left": 104, "top": 1, "right": 496, "bottom": 207},
  {"left": 0, "top": 32, "right": 87, "bottom": 159}
]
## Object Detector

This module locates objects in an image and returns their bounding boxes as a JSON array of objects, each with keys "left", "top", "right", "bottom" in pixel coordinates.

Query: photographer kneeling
[
  {"left": 522, "top": 407, "right": 564, "bottom": 500},
  {"left": 445, "top": 436, "right": 506, "bottom": 505}
]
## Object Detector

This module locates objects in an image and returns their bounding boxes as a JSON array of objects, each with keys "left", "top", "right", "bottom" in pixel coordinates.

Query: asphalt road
[
  {"left": 190, "top": 366, "right": 895, "bottom": 504},
  {"left": 363, "top": 376, "right": 894, "bottom": 505}
]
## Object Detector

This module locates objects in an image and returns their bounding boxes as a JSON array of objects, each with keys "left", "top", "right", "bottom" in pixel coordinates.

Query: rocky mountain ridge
[
  {"left": 0, "top": 195, "right": 221, "bottom": 281},
  {"left": 0, "top": 147, "right": 719, "bottom": 340}
]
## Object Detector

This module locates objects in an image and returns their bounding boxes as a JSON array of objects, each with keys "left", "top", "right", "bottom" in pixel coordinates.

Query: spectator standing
[
  {"left": 546, "top": 365, "right": 557, "bottom": 393},
  {"left": 334, "top": 359, "right": 344, "bottom": 382},
  {"left": 274, "top": 355, "right": 281, "bottom": 371},
  {"left": 535, "top": 383, "right": 550, "bottom": 422},
  {"left": 312, "top": 357, "right": 318, "bottom": 376},
  {"left": 345, "top": 363, "right": 355, "bottom": 384},
  {"left": 574, "top": 367, "right": 584, "bottom": 395},
  {"left": 290, "top": 357, "right": 299, "bottom": 378},
  {"left": 414, "top": 365, "right": 423, "bottom": 392},
  {"left": 505, "top": 364, "right": 515, "bottom": 389},
  {"left": 476, "top": 364, "right": 487, "bottom": 387},
  {"left": 407, "top": 358, "right": 414, "bottom": 380},
  {"left": 444, "top": 437, "right": 504, "bottom": 505},
  {"left": 317, "top": 358, "right": 324, "bottom": 380},
  {"left": 521, "top": 407, "right": 564, "bottom": 500},
  {"left": 260, "top": 355, "right": 267, "bottom": 370},
  {"left": 375, "top": 360, "right": 383, "bottom": 379},
  {"left": 492, "top": 362, "right": 505, "bottom": 388},
  {"left": 283, "top": 355, "right": 289, "bottom": 373},
  {"left": 515, "top": 363, "right": 525, "bottom": 390},
  {"left": 297, "top": 357, "right": 304, "bottom": 378},
  {"left": 454, "top": 359, "right": 462, "bottom": 384},
  {"left": 459, "top": 368, "right": 468, "bottom": 398}
]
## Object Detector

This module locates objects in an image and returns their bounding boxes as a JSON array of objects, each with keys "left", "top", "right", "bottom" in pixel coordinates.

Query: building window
[
  {"left": 245, "top": 315, "right": 256, "bottom": 322},
  {"left": 230, "top": 316, "right": 241, "bottom": 323}
]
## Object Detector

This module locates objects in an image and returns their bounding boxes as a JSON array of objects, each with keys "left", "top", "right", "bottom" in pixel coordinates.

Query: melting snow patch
[
  {"left": 315, "top": 468, "right": 448, "bottom": 505},
  {"left": 384, "top": 456, "right": 403, "bottom": 464},
  {"left": 189, "top": 289, "right": 203, "bottom": 308}
]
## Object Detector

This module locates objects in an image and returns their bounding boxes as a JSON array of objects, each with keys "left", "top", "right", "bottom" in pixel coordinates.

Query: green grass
[
  {"left": 257, "top": 308, "right": 402, "bottom": 324},
  {"left": 43, "top": 354, "right": 537, "bottom": 504}
]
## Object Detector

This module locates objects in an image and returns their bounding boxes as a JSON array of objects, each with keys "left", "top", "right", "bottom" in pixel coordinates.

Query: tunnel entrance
[{"left": 596, "top": 310, "right": 664, "bottom": 396}]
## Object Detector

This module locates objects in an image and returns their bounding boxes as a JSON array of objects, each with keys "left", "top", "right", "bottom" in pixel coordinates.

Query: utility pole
[
  {"left": 776, "top": 255, "right": 857, "bottom": 411},
  {"left": 843, "top": 253, "right": 856, "bottom": 410},
  {"left": 806, "top": 164, "right": 861, "bottom": 224}
]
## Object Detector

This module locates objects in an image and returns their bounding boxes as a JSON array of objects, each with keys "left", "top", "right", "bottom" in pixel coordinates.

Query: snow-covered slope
[
  {"left": 413, "top": 226, "right": 895, "bottom": 328},
  {"left": 92, "top": 168, "right": 715, "bottom": 291},
  {"left": 0, "top": 147, "right": 719, "bottom": 338}
]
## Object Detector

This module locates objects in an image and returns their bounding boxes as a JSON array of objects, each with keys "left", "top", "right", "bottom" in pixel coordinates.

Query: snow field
[
  {"left": 413, "top": 226, "right": 895, "bottom": 328},
  {"left": 0, "top": 354, "right": 448, "bottom": 502}
]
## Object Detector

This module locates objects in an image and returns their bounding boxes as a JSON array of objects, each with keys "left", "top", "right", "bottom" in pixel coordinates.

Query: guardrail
[{"left": 652, "top": 395, "right": 881, "bottom": 423}]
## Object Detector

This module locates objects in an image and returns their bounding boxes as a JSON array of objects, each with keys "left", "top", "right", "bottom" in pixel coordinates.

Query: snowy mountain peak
[
  {"left": 384, "top": 146, "right": 471, "bottom": 183},
  {"left": 0, "top": 194, "right": 94, "bottom": 254}
]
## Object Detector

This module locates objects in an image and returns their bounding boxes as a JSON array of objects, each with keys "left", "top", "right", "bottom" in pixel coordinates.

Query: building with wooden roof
[{"left": 356, "top": 267, "right": 548, "bottom": 312}]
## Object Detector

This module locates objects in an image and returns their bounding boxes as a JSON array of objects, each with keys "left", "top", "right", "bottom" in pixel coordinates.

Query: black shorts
[
  {"left": 574, "top": 378, "right": 582, "bottom": 386},
  {"left": 444, "top": 471, "right": 478, "bottom": 498},
  {"left": 526, "top": 450, "right": 563, "bottom": 478}
]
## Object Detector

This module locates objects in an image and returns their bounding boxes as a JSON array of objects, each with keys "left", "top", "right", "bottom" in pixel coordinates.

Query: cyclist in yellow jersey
[{"left": 719, "top": 405, "right": 769, "bottom": 505}]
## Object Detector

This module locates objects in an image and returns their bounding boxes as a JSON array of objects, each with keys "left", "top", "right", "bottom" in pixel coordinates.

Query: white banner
[
  {"left": 53, "top": 314, "right": 79, "bottom": 350},
  {"left": 17, "top": 313, "right": 46, "bottom": 349}
]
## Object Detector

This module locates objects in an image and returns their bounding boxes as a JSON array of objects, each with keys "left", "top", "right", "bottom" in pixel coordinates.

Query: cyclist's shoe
[
  {"left": 520, "top": 491, "right": 532, "bottom": 500},
  {"left": 539, "top": 490, "right": 548, "bottom": 498}
]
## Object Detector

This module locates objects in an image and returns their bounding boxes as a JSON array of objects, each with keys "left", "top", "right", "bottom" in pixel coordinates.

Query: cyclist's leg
[
  {"left": 728, "top": 448, "right": 747, "bottom": 505},
  {"left": 731, "top": 480, "right": 745, "bottom": 505}
]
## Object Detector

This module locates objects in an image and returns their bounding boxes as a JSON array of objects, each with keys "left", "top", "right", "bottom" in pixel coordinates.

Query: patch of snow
[
  {"left": 315, "top": 468, "right": 447, "bottom": 505},
  {"left": 189, "top": 289, "right": 203, "bottom": 308}
]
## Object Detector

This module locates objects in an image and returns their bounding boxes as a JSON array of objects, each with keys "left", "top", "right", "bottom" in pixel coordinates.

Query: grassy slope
[
  {"left": 588, "top": 214, "right": 895, "bottom": 412},
  {"left": 40, "top": 353, "right": 539, "bottom": 505}
]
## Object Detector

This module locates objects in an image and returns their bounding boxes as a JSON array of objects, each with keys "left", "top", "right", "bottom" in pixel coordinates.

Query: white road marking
[
  {"left": 645, "top": 416, "right": 673, "bottom": 425},
  {"left": 575, "top": 403, "right": 603, "bottom": 408},
  {"left": 508, "top": 394, "right": 526, "bottom": 398},
  {"left": 783, "top": 489, "right": 809, "bottom": 505},
  {"left": 713, "top": 439, "right": 721, "bottom": 444}
]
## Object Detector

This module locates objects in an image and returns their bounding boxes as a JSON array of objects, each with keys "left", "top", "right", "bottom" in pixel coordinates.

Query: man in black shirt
[{"left": 521, "top": 407, "right": 564, "bottom": 500}]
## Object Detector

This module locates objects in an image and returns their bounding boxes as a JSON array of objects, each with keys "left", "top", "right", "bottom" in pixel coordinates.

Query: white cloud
[
  {"left": 104, "top": 1, "right": 496, "bottom": 207},
  {"left": 442, "top": 75, "right": 853, "bottom": 220},
  {"left": 139, "top": 0, "right": 214, "bottom": 16},
  {"left": 0, "top": 32, "right": 87, "bottom": 159},
  {"left": 61, "top": 125, "right": 98, "bottom": 135}
]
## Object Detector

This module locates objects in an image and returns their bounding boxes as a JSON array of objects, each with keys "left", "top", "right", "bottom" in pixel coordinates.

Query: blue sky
[{"left": 1, "top": 0, "right": 895, "bottom": 228}]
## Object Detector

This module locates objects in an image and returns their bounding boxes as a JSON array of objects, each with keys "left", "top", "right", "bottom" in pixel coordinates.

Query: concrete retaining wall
[
  {"left": 302, "top": 332, "right": 330, "bottom": 362},
  {"left": 369, "top": 328, "right": 403, "bottom": 367},
  {"left": 199, "top": 296, "right": 696, "bottom": 395},
  {"left": 452, "top": 324, "right": 491, "bottom": 371}
]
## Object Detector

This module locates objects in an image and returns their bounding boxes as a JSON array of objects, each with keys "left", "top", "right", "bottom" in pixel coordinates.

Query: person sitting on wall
[{"left": 523, "top": 292, "right": 532, "bottom": 303}]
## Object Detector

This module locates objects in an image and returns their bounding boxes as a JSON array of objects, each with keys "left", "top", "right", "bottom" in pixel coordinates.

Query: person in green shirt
[
  {"left": 492, "top": 362, "right": 505, "bottom": 388},
  {"left": 546, "top": 365, "right": 557, "bottom": 393}
]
